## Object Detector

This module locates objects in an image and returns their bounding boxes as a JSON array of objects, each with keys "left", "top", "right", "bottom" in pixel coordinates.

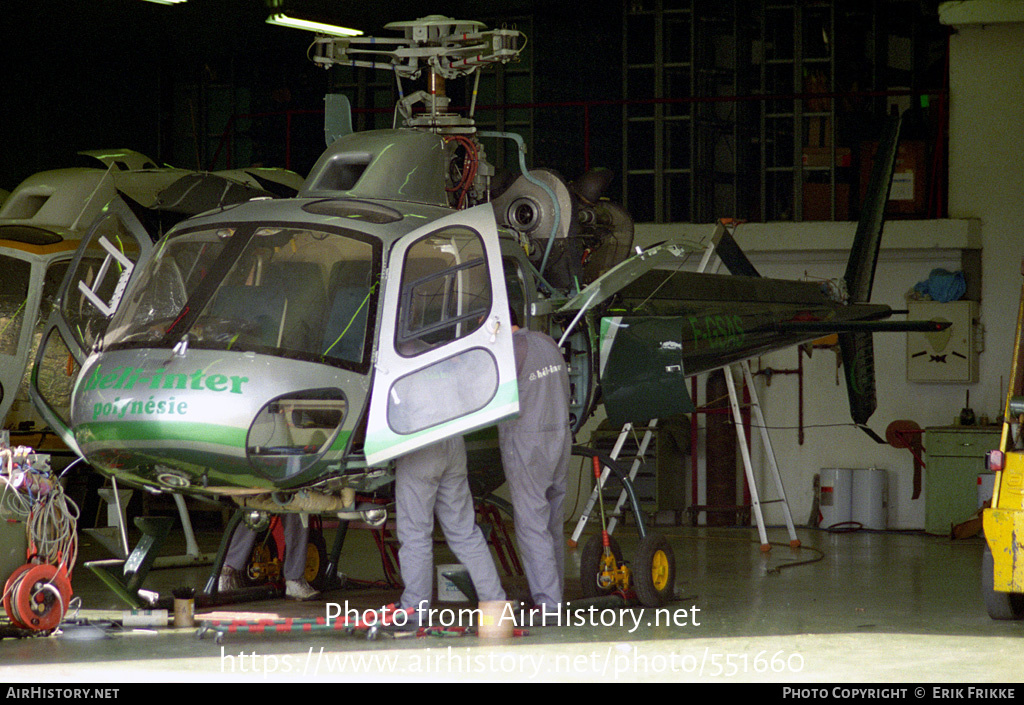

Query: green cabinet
[{"left": 924, "top": 426, "right": 1001, "bottom": 535}]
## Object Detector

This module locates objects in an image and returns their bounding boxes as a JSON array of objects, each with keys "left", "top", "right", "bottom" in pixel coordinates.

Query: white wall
[{"left": 947, "top": 20, "right": 1024, "bottom": 395}]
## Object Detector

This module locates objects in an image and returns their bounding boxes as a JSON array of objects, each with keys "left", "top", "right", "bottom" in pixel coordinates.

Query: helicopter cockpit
[{"left": 103, "top": 223, "right": 380, "bottom": 373}]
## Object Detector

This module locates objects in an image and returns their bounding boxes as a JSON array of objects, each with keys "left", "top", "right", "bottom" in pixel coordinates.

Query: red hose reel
[{"left": 4, "top": 561, "right": 73, "bottom": 632}]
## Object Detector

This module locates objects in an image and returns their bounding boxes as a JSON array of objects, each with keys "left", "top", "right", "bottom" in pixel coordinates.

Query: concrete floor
[{"left": 1, "top": 522, "right": 1020, "bottom": 683}]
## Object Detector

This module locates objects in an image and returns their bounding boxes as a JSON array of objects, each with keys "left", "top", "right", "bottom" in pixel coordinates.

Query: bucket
[
  {"left": 852, "top": 468, "right": 888, "bottom": 531},
  {"left": 819, "top": 468, "right": 853, "bottom": 528},
  {"left": 477, "top": 600, "right": 514, "bottom": 639}
]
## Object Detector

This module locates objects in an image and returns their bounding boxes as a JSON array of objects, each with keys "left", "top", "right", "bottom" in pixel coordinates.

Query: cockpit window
[
  {"left": 396, "top": 226, "right": 491, "bottom": 355},
  {"left": 105, "top": 224, "right": 380, "bottom": 371}
]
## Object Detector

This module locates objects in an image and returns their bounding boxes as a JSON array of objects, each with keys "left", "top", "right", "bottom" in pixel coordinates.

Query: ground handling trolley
[{"left": 573, "top": 445, "right": 676, "bottom": 608}]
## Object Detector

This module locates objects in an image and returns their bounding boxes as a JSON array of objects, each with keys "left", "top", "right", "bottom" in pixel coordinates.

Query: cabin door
[
  {"left": 29, "top": 198, "right": 155, "bottom": 454},
  {"left": 363, "top": 204, "right": 518, "bottom": 465}
]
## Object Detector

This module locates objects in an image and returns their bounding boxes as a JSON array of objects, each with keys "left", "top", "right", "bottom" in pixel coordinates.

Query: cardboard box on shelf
[
  {"left": 802, "top": 147, "right": 852, "bottom": 168},
  {"left": 803, "top": 182, "right": 850, "bottom": 221}
]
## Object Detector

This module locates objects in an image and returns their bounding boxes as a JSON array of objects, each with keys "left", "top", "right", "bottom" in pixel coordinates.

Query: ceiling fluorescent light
[
  {"left": 266, "top": 13, "right": 362, "bottom": 37},
  {"left": 142, "top": 0, "right": 187, "bottom": 4}
]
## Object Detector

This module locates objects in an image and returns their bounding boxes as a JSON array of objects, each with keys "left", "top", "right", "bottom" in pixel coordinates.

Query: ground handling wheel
[
  {"left": 304, "top": 530, "right": 328, "bottom": 589},
  {"left": 575, "top": 447, "right": 677, "bottom": 608},
  {"left": 579, "top": 533, "right": 626, "bottom": 598},
  {"left": 244, "top": 533, "right": 281, "bottom": 586},
  {"left": 634, "top": 533, "right": 676, "bottom": 608}
]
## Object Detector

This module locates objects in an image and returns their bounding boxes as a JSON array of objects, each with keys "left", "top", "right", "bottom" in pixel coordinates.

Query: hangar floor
[{"left": 1, "top": 522, "right": 1020, "bottom": 683}]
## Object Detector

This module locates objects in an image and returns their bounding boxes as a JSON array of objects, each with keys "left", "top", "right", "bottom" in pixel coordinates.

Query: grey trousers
[
  {"left": 500, "top": 427, "right": 570, "bottom": 609},
  {"left": 395, "top": 436, "right": 505, "bottom": 609},
  {"left": 225, "top": 513, "right": 309, "bottom": 581}
]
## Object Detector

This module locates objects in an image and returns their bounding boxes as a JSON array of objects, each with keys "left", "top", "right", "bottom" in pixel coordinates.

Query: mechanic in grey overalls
[
  {"left": 392, "top": 347, "right": 506, "bottom": 619},
  {"left": 219, "top": 514, "right": 319, "bottom": 600},
  {"left": 499, "top": 309, "right": 571, "bottom": 611}
]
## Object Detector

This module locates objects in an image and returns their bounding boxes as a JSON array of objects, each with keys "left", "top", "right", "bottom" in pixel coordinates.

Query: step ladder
[
  {"left": 701, "top": 219, "right": 799, "bottom": 549},
  {"left": 569, "top": 420, "right": 657, "bottom": 545},
  {"left": 724, "top": 360, "right": 800, "bottom": 551}
]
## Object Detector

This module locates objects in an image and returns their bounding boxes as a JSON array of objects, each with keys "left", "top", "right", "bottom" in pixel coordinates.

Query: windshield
[{"left": 105, "top": 224, "right": 380, "bottom": 370}]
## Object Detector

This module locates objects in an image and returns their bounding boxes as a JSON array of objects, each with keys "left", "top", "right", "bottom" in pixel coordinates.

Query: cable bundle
[{"left": 1, "top": 447, "right": 79, "bottom": 632}]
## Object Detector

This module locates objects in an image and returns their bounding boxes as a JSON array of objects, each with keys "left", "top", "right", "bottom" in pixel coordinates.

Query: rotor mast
[{"left": 311, "top": 15, "right": 525, "bottom": 135}]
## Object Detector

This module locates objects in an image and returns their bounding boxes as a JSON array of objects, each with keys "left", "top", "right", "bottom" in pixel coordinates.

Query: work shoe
[
  {"left": 218, "top": 565, "right": 242, "bottom": 592},
  {"left": 285, "top": 578, "right": 320, "bottom": 601}
]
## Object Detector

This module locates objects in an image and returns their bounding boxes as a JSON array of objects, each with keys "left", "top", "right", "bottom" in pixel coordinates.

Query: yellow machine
[{"left": 982, "top": 263, "right": 1024, "bottom": 619}]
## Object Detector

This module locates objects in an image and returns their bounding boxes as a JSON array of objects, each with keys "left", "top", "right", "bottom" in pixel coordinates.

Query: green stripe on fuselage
[{"left": 76, "top": 420, "right": 248, "bottom": 447}]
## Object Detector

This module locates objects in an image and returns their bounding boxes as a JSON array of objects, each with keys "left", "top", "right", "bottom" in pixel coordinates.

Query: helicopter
[
  {"left": 0, "top": 149, "right": 304, "bottom": 436},
  {"left": 22, "top": 16, "right": 946, "bottom": 608}
]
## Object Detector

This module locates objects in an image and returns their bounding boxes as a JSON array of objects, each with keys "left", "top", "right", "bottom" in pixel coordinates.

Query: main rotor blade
[
  {"left": 777, "top": 319, "right": 951, "bottom": 334},
  {"left": 712, "top": 225, "right": 760, "bottom": 278},
  {"left": 844, "top": 113, "right": 903, "bottom": 303}
]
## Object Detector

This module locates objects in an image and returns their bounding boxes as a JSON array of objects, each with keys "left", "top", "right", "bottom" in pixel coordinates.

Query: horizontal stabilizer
[
  {"left": 777, "top": 319, "right": 951, "bottom": 334},
  {"left": 712, "top": 224, "right": 760, "bottom": 278}
]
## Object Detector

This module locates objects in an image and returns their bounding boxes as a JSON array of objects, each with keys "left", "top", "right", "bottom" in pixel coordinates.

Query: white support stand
[
  {"left": 84, "top": 483, "right": 134, "bottom": 559},
  {"left": 173, "top": 494, "right": 202, "bottom": 558},
  {"left": 605, "top": 423, "right": 657, "bottom": 536},
  {"left": 153, "top": 495, "right": 216, "bottom": 568},
  {"left": 722, "top": 361, "right": 800, "bottom": 551},
  {"left": 86, "top": 481, "right": 215, "bottom": 567},
  {"left": 570, "top": 421, "right": 658, "bottom": 544}
]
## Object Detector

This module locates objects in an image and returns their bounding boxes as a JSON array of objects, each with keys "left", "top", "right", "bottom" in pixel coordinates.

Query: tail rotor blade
[{"left": 840, "top": 331, "right": 877, "bottom": 427}]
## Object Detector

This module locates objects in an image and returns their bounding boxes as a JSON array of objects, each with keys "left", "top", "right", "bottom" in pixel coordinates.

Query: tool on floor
[{"left": 196, "top": 610, "right": 530, "bottom": 643}]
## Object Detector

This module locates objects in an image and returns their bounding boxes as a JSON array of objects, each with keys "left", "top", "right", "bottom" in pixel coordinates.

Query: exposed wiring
[
  {"left": 444, "top": 135, "right": 479, "bottom": 209},
  {"left": 1, "top": 445, "right": 79, "bottom": 633}
]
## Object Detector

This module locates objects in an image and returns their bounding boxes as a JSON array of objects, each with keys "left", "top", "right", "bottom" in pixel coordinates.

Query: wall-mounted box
[{"left": 906, "top": 300, "right": 979, "bottom": 383}]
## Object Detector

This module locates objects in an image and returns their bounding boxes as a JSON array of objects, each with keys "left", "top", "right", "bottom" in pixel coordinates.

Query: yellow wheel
[
  {"left": 304, "top": 531, "right": 328, "bottom": 589},
  {"left": 650, "top": 547, "right": 671, "bottom": 592},
  {"left": 634, "top": 533, "right": 675, "bottom": 607}
]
